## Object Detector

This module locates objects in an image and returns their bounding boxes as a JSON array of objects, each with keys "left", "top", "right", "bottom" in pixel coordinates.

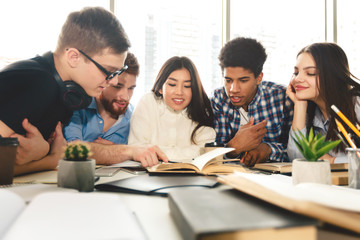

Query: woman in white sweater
[{"left": 128, "top": 56, "right": 216, "bottom": 161}]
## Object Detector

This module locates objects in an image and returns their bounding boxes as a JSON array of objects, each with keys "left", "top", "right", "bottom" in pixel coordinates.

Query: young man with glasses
[
  {"left": 63, "top": 53, "right": 161, "bottom": 166},
  {"left": 0, "top": 7, "right": 168, "bottom": 175},
  {"left": 211, "top": 37, "right": 294, "bottom": 167}
]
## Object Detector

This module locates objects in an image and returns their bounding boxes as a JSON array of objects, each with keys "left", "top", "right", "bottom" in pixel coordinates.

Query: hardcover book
[{"left": 168, "top": 188, "right": 318, "bottom": 240}]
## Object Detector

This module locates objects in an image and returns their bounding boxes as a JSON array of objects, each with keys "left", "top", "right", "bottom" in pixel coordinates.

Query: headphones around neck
[{"left": 40, "top": 52, "right": 92, "bottom": 110}]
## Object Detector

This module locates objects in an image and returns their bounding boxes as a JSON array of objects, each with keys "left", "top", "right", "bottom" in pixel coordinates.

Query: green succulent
[
  {"left": 292, "top": 127, "right": 341, "bottom": 161},
  {"left": 64, "top": 141, "right": 92, "bottom": 161}
]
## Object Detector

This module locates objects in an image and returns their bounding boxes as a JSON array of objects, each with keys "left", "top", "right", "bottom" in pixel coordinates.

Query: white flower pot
[
  {"left": 57, "top": 159, "right": 96, "bottom": 192},
  {"left": 292, "top": 159, "right": 332, "bottom": 185}
]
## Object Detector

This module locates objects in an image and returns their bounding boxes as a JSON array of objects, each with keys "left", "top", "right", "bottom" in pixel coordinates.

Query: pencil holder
[{"left": 346, "top": 148, "right": 360, "bottom": 189}]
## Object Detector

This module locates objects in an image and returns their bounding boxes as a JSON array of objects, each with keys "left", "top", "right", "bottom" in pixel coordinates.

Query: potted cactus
[
  {"left": 291, "top": 128, "right": 341, "bottom": 185},
  {"left": 57, "top": 141, "right": 96, "bottom": 192}
]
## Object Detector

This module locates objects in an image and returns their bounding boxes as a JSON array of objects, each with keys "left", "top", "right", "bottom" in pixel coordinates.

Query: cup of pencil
[{"left": 346, "top": 148, "right": 360, "bottom": 189}]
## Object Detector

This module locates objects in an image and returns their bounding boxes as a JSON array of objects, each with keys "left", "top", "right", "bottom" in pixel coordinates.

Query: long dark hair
[
  {"left": 298, "top": 42, "right": 360, "bottom": 152},
  {"left": 152, "top": 56, "right": 214, "bottom": 144}
]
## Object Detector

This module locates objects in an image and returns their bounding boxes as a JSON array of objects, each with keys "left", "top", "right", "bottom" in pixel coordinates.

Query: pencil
[
  {"left": 335, "top": 119, "right": 357, "bottom": 148},
  {"left": 240, "top": 152, "right": 248, "bottom": 164},
  {"left": 335, "top": 119, "right": 360, "bottom": 158},
  {"left": 333, "top": 129, "right": 350, "bottom": 148},
  {"left": 331, "top": 105, "right": 360, "bottom": 139}
]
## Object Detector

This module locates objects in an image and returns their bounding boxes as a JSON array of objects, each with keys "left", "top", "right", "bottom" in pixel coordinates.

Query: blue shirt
[
  {"left": 63, "top": 98, "right": 133, "bottom": 144},
  {"left": 210, "top": 81, "right": 294, "bottom": 162}
]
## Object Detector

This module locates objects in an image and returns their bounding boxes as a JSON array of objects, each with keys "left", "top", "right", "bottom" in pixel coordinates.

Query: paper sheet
[
  {"left": 234, "top": 172, "right": 360, "bottom": 212},
  {"left": 3, "top": 192, "right": 147, "bottom": 240}
]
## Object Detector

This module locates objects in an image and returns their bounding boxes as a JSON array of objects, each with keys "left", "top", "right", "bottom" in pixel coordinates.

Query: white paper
[
  {"left": 4, "top": 192, "right": 146, "bottom": 240},
  {"left": 106, "top": 160, "right": 142, "bottom": 168},
  {"left": 234, "top": 172, "right": 360, "bottom": 212},
  {"left": 192, "top": 147, "right": 234, "bottom": 170},
  {"left": 0, "top": 190, "right": 25, "bottom": 238},
  {"left": 7, "top": 183, "right": 77, "bottom": 203}
]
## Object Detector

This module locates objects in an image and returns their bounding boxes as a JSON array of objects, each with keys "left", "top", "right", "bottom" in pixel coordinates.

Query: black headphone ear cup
[
  {"left": 38, "top": 52, "right": 92, "bottom": 110},
  {"left": 61, "top": 81, "right": 92, "bottom": 110}
]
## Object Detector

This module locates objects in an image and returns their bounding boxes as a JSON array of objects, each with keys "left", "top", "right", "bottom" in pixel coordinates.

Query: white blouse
[{"left": 128, "top": 92, "right": 216, "bottom": 161}]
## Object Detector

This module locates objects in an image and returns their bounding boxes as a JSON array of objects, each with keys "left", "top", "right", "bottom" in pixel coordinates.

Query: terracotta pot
[
  {"left": 57, "top": 159, "right": 95, "bottom": 192},
  {"left": 292, "top": 159, "right": 331, "bottom": 185}
]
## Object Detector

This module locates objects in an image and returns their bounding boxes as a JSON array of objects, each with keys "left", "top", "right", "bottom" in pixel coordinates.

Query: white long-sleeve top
[
  {"left": 128, "top": 92, "right": 216, "bottom": 162},
  {"left": 287, "top": 98, "right": 360, "bottom": 163}
]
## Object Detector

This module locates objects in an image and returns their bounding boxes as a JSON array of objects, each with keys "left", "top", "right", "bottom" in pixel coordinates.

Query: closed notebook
[
  {"left": 253, "top": 162, "right": 348, "bottom": 174},
  {"left": 95, "top": 174, "right": 219, "bottom": 196},
  {"left": 168, "top": 188, "right": 319, "bottom": 240}
]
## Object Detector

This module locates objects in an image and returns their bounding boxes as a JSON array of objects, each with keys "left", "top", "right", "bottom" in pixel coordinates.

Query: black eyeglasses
[{"left": 78, "top": 49, "right": 128, "bottom": 81}]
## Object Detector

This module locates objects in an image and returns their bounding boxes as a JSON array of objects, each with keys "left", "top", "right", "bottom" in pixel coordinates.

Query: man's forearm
[
  {"left": 14, "top": 153, "right": 59, "bottom": 176},
  {"left": 89, "top": 143, "right": 133, "bottom": 165}
]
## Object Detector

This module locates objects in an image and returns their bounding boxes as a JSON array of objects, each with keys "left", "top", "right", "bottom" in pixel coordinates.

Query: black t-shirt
[{"left": 0, "top": 57, "right": 72, "bottom": 140}]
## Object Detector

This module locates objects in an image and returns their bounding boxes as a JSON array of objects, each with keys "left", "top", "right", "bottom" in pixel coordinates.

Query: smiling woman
[
  {"left": 128, "top": 56, "right": 216, "bottom": 161},
  {"left": 158, "top": 69, "right": 192, "bottom": 112},
  {"left": 287, "top": 42, "right": 360, "bottom": 164}
]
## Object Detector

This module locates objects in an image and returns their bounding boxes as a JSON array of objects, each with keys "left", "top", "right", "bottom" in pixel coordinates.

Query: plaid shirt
[{"left": 210, "top": 81, "right": 294, "bottom": 162}]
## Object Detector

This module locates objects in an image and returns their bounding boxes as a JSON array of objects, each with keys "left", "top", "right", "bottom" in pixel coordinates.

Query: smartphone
[{"left": 120, "top": 166, "right": 147, "bottom": 175}]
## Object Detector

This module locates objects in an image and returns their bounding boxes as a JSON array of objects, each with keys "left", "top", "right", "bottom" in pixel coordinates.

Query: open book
[
  {"left": 147, "top": 147, "right": 248, "bottom": 175},
  {"left": 218, "top": 172, "right": 360, "bottom": 234},
  {"left": 0, "top": 188, "right": 146, "bottom": 240}
]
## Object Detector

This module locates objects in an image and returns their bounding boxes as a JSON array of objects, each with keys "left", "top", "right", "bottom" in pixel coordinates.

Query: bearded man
[{"left": 63, "top": 52, "right": 167, "bottom": 166}]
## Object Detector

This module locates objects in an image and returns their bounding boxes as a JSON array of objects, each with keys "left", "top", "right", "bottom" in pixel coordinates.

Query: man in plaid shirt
[{"left": 211, "top": 37, "right": 293, "bottom": 166}]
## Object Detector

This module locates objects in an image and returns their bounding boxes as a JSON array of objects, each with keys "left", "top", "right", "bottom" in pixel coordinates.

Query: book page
[
  {"left": 105, "top": 160, "right": 142, "bottom": 168},
  {"left": 253, "top": 162, "right": 292, "bottom": 173},
  {"left": 151, "top": 162, "right": 199, "bottom": 172},
  {"left": 201, "top": 163, "right": 248, "bottom": 175},
  {"left": 4, "top": 192, "right": 147, "bottom": 240},
  {"left": 0, "top": 190, "right": 25, "bottom": 238},
  {"left": 233, "top": 172, "right": 360, "bottom": 212},
  {"left": 192, "top": 148, "right": 234, "bottom": 171},
  {"left": 148, "top": 147, "right": 234, "bottom": 173}
]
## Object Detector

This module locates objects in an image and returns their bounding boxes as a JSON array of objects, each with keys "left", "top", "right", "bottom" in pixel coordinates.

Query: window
[
  {"left": 0, "top": 0, "right": 358, "bottom": 104},
  {"left": 0, "top": 0, "right": 108, "bottom": 69},
  {"left": 230, "top": 0, "right": 325, "bottom": 86},
  {"left": 113, "top": 0, "right": 222, "bottom": 104},
  {"left": 337, "top": 0, "right": 360, "bottom": 78}
]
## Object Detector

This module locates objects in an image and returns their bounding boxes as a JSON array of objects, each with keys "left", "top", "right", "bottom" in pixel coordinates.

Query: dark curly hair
[{"left": 218, "top": 37, "right": 267, "bottom": 78}]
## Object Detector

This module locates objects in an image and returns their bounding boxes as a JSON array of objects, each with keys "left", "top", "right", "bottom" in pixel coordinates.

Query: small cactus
[
  {"left": 292, "top": 127, "right": 341, "bottom": 162},
  {"left": 64, "top": 141, "right": 92, "bottom": 161}
]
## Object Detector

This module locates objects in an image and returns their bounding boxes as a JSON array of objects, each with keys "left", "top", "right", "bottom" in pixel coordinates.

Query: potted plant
[
  {"left": 291, "top": 128, "right": 341, "bottom": 185},
  {"left": 57, "top": 141, "right": 96, "bottom": 192}
]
